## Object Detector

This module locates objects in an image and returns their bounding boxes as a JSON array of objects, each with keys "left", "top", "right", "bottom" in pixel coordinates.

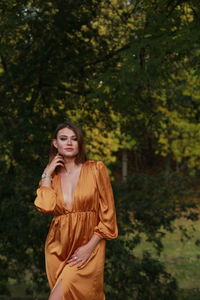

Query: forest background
[{"left": 1, "top": 1, "right": 200, "bottom": 299}]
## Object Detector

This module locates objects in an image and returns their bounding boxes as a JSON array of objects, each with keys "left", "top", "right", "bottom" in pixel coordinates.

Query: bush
[{"left": 104, "top": 171, "right": 197, "bottom": 300}]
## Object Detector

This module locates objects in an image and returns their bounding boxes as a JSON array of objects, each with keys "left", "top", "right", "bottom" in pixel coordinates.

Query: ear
[{"left": 53, "top": 139, "right": 58, "bottom": 149}]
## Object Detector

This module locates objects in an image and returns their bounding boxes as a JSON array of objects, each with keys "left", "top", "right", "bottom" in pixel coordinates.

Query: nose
[{"left": 67, "top": 138, "right": 72, "bottom": 145}]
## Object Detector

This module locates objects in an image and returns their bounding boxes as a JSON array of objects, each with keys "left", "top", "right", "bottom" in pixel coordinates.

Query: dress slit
[{"left": 50, "top": 279, "right": 63, "bottom": 300}]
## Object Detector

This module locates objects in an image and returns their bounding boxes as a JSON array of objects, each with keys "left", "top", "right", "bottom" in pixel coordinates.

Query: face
[{"left": 53, "top": 127, "right": 79, "bottom": 158}]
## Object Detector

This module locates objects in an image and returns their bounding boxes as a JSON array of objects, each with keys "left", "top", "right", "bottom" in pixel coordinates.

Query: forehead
[{"left": 57, "top": 127, "right": 76, "bottom": 136}]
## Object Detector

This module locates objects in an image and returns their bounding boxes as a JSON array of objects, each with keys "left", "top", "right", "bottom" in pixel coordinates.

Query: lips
[{"left": 64, "top": 148, "right": 74, "bottom": 151}]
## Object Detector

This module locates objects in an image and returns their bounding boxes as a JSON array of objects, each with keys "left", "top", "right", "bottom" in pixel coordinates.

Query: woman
[{"left": 34, "top": 121, "right": 118, "bottom": 300}]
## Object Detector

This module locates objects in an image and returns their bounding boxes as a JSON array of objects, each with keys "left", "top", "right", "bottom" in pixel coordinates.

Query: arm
[
  {"left": 94, "top": 161, "right": 118, "bottom": 239},
  {"left": 34, "top": 154, "right": 64, "bottom": 213}
]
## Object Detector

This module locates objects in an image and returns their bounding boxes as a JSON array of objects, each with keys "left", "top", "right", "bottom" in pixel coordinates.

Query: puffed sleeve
[
  {"left": 94, "top": 161, "right": 118, "bottom": 240},
  {"left": 34, "top": 186, "right": 56, "bottom": 214}
]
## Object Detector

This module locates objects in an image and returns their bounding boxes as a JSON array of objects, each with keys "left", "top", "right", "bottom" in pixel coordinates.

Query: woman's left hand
[
  {"left": 67, "top": 243, "right": 94, "bottom": 269},
  {"left": 66, "top": 234, "right": 102, "bottom": 269}
]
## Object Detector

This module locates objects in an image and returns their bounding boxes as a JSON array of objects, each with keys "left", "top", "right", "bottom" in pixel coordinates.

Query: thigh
[{"left": 49, "top": 280, "right": 62, "bottom": 300}]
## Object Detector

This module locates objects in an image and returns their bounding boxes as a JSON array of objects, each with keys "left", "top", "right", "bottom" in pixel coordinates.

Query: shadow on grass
[{"left": 179, "top": 289, "right": 200, "bottom": 300}]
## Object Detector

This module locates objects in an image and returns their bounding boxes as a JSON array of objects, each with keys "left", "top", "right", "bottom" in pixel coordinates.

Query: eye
[
  {"left": 60, "top": 137, "right": 67, "bottom": 141},
  {"left": 72, "top": 137, "right": 78, "bottom": 141}
]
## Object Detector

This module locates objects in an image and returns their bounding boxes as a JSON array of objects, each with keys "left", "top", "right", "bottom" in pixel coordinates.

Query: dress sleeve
[
  {"left": 94, "top": 161, "right": 118, "bottom": 240},
  {"left": 34, "top": 186, "right": 57, "bottom": 214}
]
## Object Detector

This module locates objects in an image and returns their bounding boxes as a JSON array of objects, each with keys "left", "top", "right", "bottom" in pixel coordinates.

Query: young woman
[{"left": 34, "top": 121, "right": 118, "bottom": 300}]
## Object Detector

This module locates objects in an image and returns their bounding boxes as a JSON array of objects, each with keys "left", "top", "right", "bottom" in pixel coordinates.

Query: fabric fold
[
  {"left": 34, "top": 186, "right": 57, "bottom": 214},
  {"left": 94, "top": 161, "right": 118, "bottom": 240}
]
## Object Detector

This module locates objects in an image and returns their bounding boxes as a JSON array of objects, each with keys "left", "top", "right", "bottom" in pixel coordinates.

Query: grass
[{"left": 134, "top": 218, "right": 200, "bottom": 299}]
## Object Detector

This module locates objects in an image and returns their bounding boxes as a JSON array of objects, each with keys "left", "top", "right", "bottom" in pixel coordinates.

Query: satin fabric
[{"left": 34, "top": 160, "right": 118, "bottom": 300}]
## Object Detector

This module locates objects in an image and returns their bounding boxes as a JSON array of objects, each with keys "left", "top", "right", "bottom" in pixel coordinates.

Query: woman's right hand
[
  {"left": 39, "top": 154, "right": 64, "bottom": 187},
  {"left": 43, "top": 154, "right": 64, "bottom": 176}
]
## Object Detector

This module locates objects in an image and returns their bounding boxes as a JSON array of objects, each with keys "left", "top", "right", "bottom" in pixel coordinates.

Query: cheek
[
  {"left": 75, "top": 142, "right": 79, "bottom": 152},
  {"left": 56, "top": 140, "right": 64, "bottom": 149}
]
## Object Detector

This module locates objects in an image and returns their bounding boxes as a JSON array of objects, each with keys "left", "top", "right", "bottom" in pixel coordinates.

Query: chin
[{"left": 64, "top": 153, "right": 77, "bottom": 158}]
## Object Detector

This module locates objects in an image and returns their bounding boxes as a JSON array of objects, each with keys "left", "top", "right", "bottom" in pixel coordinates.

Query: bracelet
[{"left": 41, "top": 173, "right": 52, "bottom": 179}]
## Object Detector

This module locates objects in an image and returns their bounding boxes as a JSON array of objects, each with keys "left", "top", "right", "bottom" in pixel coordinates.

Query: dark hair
[{"left": 49, "top": 121, "right": 87, "bottom": 165}]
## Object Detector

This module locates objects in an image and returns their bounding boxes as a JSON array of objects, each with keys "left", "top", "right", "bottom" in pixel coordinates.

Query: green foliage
[
  {"left": 1, "top": 0, "right": 200, "bottom": 298},
  {"left": 116, "top": 171, "right": 198, "bottom": 252},
  {"left": 104, "top": 170, "right": 198, "bottom": 300},
  {"left": 106, "top": 240, "right": 177, "bottom": 300}
]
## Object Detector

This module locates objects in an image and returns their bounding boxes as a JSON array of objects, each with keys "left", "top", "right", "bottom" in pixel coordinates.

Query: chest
[
  {"left": 54, "top": 163, "right": 98, "bottom": 211},
  {"left": 60, "top": 168, "right": 82, "bottom": 207}
]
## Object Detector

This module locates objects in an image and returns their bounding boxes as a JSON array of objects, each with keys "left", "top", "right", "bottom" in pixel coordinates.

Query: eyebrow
[{"left": 59, "top": 134, "right": 77, "bottom": 137}]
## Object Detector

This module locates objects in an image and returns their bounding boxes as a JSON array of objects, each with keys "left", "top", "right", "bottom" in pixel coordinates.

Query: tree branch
[
  {"left": 1, "top": 55, "right": 16, "bottom": 95},
  {"left": 166, "top": 0, "right": 185, "bottom": 17},
  {"left": 57, "top": 84, "right": 90, "bottom": 96},
  {"left": 83, "top": 43, "right": 130, "bottom": 68}
]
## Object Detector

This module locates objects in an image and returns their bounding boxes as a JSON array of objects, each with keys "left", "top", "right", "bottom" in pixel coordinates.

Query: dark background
[{"left": 1, "top": 1, "right": 200, "bottom": 299}]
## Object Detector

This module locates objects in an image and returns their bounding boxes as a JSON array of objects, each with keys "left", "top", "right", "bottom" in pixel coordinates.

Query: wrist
[
  {"left": 84, "top": 242, "right": 95, "bottom": 253},
  {"left": 87, "top": 234, "right": 101, "bottom": 249},
  {"left": 44, "top": 167, "right": 53, "bottom": 174},
  {"left": 41, "top": 172, "right": 52, "bottom": 179}
]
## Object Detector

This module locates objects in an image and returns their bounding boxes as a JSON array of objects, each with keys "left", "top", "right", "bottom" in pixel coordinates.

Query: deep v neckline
[{"left": 59, "top": 163, "right": 84, "bottom": 211}]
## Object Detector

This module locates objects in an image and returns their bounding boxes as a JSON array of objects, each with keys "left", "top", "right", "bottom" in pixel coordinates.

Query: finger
[
  {"left": 56, "top": 153, "right": 62, "bottom": 156},
  {"left": 77, "top": 259, "right": 85, "bottom": 269},
  {"left": 55, "top": 156, "right": 64, "bottom": 162},
  {"left": 67, "top": 255, "right": 78, "bottom": 264},
  {"left": 69, "top": 259, "right": 81, "bottom": 267},
  {"left": 70, "top": 256, "right": 83, "bottom": 267},
  {"left": 55, "top": 161, "right": 64, "bottom": 166},
  {"left": 66, "top": 258, "right": 74, "bottom": 263},
  {"left": 55, "top": 157, "right": 64, "bottom": 162},
  {"left": 66, "top": 253, "right": 75, "bottom": 260},
  {"left": 56, "top": 160, "right": 64, "bottom": 166},
  {"left": 56, "top": 162, "right": 64, "bottom": 167},
  {"left": 69, "top": 262, "right": 78, "bottom": 267}
]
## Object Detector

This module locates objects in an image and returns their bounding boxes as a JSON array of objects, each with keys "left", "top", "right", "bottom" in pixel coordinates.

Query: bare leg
[{"left": 48, "top": 280, "right": 62, "bottom": 300}]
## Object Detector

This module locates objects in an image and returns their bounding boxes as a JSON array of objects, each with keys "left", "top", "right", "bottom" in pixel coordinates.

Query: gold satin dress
[{"left": 34, "top": 160, "right": 118, "bottom": 300}]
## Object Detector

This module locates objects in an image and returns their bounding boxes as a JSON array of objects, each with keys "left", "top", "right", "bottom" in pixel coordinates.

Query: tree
[{"left": 1, "top": 0, "right": 200, "bottom": 298}]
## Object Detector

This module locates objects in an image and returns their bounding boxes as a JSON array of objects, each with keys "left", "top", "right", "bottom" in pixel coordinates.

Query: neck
[{"left": 63, "top": 157, "right": 77, "bottom": 172}]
